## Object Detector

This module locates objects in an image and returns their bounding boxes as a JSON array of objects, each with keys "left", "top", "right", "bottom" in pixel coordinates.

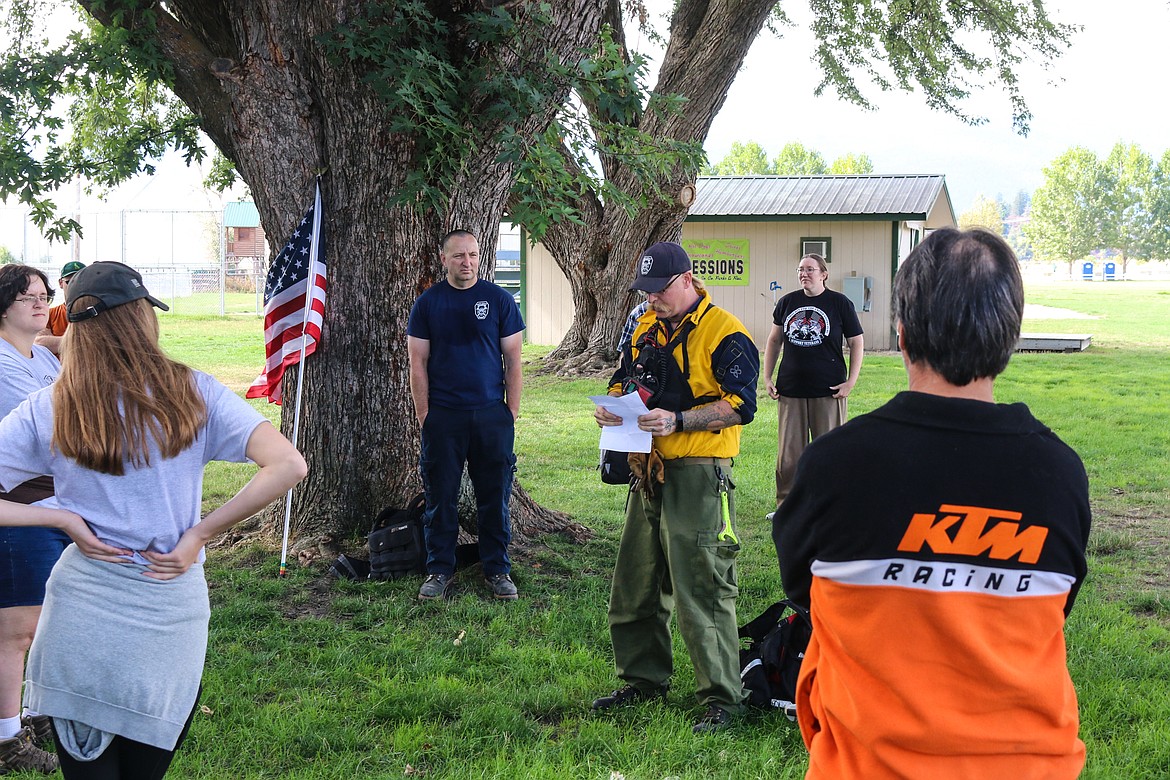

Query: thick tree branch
[
  {"left": 77, "top": 0, "right": 236, "bottom": 159},
  {"left": 603, "top": 0, "right": 626, "bottom": 50},
  {"left": 650, "top": 0, "right": 777, "bottom": 146}
]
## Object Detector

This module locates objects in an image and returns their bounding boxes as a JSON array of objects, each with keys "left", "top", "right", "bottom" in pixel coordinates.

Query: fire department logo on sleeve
[
  {"left": 640, "top": 254, "right": 654, "bottom": 275},
  {"left": 784, "top": 306, "right": 831, "bottom": 347},
  {"left": 474, "top": 301, "right": 490, "bottom": 320}
]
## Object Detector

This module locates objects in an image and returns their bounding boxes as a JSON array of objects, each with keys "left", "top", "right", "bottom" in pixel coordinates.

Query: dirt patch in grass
[
  {"left": 1090, "top": 503, "right": 1170, "bottom": 595},
  {"left": 282, "top": 575, "right": 338, "bottom": 620}
]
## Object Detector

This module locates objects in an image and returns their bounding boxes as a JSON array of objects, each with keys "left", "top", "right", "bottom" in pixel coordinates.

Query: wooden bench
[{"left": 1016, "top": 333, "right": 1092, "bottom": 352}]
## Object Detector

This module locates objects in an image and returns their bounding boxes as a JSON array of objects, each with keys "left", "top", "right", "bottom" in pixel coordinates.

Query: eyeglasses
[
  {"left": 641, "top": 273, "right": 682, "bottom": 299},
  {"left": 14, "top": 293, "right": 54, "bottom": 306}
]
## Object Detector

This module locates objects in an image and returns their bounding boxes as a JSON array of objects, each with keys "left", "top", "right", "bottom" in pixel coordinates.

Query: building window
[{"left": 801, "top": 237, "right": 831, "bottom": 262}]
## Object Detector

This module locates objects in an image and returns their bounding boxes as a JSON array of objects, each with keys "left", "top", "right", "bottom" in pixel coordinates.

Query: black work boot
[
  {"left": 591, "top": 683, "right": 669, "bottom": 710},
  {"left": 418, "top": 573, "right": 452, "bottom": 601},
  {"left": 692, "top": 704, "right": 734, "bottom": 734}
]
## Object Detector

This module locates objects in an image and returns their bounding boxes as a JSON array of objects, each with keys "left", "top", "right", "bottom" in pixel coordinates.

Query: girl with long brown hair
[{"left": 0, "top": 262, "right": 306, "bottom": 779}]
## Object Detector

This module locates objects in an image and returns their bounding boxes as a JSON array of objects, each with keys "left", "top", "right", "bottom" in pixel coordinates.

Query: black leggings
[{"left": 50, "top": 691, "right": 200, "bottom": 780}]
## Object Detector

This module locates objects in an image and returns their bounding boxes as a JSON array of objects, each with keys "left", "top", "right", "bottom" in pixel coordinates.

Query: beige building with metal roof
[{"left": 521, "top": 174, "right": 956, "bottom": 351}]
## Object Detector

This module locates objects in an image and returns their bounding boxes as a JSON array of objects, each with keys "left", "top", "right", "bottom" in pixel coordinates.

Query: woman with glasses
[
  {"left": 0, "top": 262, "right": 306, "bottom": 779},
  {"left": 762, "top": 253, "right": 864, "bottom": 519},
  {"left": 0, "top": 264, "right": 65, "bottom": 774}
]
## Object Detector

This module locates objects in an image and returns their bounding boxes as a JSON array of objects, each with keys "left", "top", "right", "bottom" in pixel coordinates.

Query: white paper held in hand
[{"left": 587, "top": 391, "right": 653, "bottom": 453}]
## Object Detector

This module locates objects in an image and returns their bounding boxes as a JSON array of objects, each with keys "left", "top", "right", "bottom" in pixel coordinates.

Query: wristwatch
[{"left": 674, "top": 412, "right": 684, "bottom": 432}]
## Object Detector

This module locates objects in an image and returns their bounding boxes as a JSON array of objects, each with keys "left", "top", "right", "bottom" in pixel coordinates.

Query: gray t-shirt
[
  {"left": 0, "top": 371, "right": 265, "bottom": 560},
  {"left": 0, "top": 338, "right": 60, "bottom": 419}
]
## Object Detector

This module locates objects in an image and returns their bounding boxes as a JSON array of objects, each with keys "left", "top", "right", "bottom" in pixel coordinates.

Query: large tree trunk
[
  {"left": 540, "top": 0, "right": 778, "bottom": 374},
  {"left": 542, "top": 209, "right": 686, "bottom": 375},
  {"left": 79, "top": 0, "right": 605, "bottom": 553}
]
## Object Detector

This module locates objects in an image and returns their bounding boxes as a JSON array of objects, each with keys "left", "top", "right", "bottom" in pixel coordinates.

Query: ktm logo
[{"left": 896, "top": 504, "right": 1048, "bottom": 564}]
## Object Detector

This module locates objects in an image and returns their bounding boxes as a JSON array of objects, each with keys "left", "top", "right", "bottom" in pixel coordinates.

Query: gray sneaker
[
  {"left": 418, "top": 573, "right": 451, "bottom": 601},
  {"left": 485, "top": 573, "right": 518, "bottom": 600},
  {"left": 0, "top": 728, "right": 58, "bottom": 774}
]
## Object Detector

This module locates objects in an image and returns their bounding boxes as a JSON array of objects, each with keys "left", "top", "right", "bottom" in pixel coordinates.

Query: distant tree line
[
  {"left": 703, "top": 141, "right": 874, "bottom": 175},
  {"left": 704, "top": 139, "right": 1170, "bottom": 280},
  {"left": 958, "top": 191, "right": 1033, "bottom": 262},
  {"left": 958, "top": 142, "right": 1170, "bottom": 277},
  {"left": 1025, "top": 142, "right": 1170, "bottom": 276}
]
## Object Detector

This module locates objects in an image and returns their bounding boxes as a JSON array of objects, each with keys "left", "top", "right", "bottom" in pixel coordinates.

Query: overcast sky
[
  {"left": 7, "top": 0, "right": 1168, "bottom": 264},
  {"left": 652, "top": 0, "right": 1170, "bottom": 212}
]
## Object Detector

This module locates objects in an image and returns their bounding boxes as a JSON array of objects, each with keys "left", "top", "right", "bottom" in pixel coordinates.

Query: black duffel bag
[{"left": 368, "top": 492, "right": 427, "bottom": 580}]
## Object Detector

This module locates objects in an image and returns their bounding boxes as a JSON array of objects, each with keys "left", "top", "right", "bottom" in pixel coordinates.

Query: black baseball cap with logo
[
  {"left": 65, "top": 262, "right": 170, "bottom": 322},
  {"left": 628, "top": 242, "right": 692, "bottom": 293}
]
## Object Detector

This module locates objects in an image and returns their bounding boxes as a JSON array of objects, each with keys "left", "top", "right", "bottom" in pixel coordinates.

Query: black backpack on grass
[
  {"left": 367, "top": 492, "right": 427, "bottom": 580},
  {"left": 738, "top": 598, "right": 812, "bottom": 719}
]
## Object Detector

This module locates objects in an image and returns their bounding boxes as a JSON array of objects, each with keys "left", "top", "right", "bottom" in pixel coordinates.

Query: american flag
[{"left": 246, "top": 183, "right": 326, "bottom": 404}]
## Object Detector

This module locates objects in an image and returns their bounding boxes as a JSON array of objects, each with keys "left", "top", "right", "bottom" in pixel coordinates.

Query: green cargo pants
[{"left": 607, "top": 458, "right": 746, "bottom": 711}]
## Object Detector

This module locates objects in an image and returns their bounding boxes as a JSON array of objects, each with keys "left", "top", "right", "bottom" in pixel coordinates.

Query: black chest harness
[{"left": 622, "top": 310, "right": 719, "bottom": 413}]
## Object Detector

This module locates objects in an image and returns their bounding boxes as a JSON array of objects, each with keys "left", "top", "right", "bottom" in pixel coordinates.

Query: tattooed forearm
[{"left": 682, "top": 400, "right": 742, "bottom": 432}]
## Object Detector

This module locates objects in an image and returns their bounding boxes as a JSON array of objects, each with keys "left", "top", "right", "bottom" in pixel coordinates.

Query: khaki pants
[
  {"left": 775, "top": 395, "right": 846, "bottom": 507},
  {"left": 607, "top": 459, "right": 745, "bottom": 711}
]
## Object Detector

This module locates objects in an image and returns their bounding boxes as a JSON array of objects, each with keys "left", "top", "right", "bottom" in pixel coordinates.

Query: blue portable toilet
[
  {"left": 1081, "top": 261, "right": 1094, "bottom": 281},
  {"left": 1104, "top": 261, "right": 1116, "bottom": 281}
]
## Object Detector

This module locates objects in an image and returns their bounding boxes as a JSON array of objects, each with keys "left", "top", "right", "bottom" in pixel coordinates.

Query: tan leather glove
[
  {"left": 647, "top": 450, "right": 665, "bottom": 488},
  {"left": 628, "top": 451, "right": 666, "bottom": 496}
]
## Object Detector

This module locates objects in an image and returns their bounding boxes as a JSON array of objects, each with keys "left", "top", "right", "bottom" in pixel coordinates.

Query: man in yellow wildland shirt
[{"left": 592, "top": 242, "right": 759, "bottom": 734}]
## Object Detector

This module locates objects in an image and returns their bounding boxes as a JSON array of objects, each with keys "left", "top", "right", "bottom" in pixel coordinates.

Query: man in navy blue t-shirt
[{"left": 407, "top": 230, "right": 525, "bottom": 601}]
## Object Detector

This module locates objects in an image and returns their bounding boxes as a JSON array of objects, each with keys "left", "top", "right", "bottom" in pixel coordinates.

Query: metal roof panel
[
  {"left": 690, "top": 175, "right": 949, "bottom": 219},
  {"left": 223, "top": 201, "right": 261, "bottom": 228}
]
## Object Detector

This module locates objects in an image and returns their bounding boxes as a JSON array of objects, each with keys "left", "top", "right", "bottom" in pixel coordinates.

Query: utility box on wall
[{"left": 843, "top": 275, "right": 873, "bottom": 312}]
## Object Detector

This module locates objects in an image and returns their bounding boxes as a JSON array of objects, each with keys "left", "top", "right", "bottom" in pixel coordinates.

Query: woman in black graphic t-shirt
[{"left": 762, "top": 254, "right": 863, "bottom": 512}]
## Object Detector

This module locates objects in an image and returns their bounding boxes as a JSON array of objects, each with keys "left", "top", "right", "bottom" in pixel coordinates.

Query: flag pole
[{"left": 278, "top": 180, "right": 323, "bottom": 577}]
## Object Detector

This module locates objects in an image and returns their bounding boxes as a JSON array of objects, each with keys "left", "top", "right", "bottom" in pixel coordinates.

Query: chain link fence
[
  {"left": 22, "top": 262, "right": 268, "bottom": 317},
  {"left": 135, "top": 265, "right": 266, "bottom": 317},
  {"left": 4, "top": 210, "right": 537, "bottom": 317},
  {"left": 4, "top": 206, "right": 269, "bottom": 317}
]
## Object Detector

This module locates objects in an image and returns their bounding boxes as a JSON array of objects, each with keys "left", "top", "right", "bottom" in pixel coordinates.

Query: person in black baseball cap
[
  {"left": 629, "top": 242, "right": 692, "bottom": 294},
  {"left": 65, "top": 262, "right": 169, "bottom": 322},
  {"left": 0, "top": 258, "right": 305, "bottom": 777},
  {"left": 593, "top": 239, "right": 761, "bottom": 735}
]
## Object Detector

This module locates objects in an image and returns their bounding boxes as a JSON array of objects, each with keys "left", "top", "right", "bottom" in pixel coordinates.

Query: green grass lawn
[
  {"left": 150, "top": 280, "right": 1169, "bottom": 779},
  {"left": 156, "top": 291, "right": 265, "bottom": 317}
]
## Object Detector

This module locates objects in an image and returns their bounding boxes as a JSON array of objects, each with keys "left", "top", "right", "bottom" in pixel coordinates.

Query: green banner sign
[{"left": 682, "top": 239, "right": 750, "bottom": 285}]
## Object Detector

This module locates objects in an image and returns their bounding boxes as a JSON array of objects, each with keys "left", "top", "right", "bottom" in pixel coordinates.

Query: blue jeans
[
  {"left": 419, "top": 403, "right": 516, "bottom": 577},
  {"left": 0, "top": 526, "right": 71, "bottom": 608}
]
